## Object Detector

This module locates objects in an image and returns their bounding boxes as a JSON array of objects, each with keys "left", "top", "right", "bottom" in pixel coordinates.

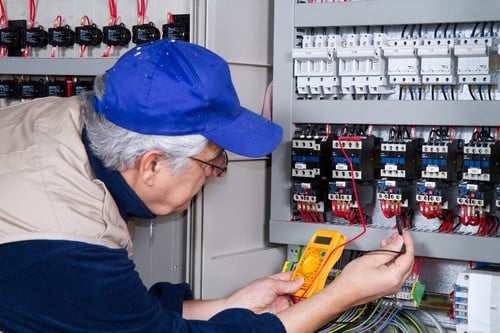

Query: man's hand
[
  {"left": 276, "top": 232, "right": 414, "bottom": 333},
  {"left": 224, "top": 271, "right": 304, "bottom": 314},
  {"left": 324, "top": 232, "right": 414, "bottom": 310}
]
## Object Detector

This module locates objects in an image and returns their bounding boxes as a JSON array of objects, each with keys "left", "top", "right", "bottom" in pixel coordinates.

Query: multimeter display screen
[{"left": 314, "top": 236, "right": 332, "bottom": 245}]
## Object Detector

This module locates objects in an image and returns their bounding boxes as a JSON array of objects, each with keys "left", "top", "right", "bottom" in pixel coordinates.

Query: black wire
[
  {"left": 478, "top": 85, "right": 483, "bottom": 100},
  {"left": 441, "top": 86, "right": 448, "bottom": 100},
  {"left": 471, "top": 22, "right": 479, "bottom": 37},
  {"left": 418, "top": 86, "right": 422, "bottom": 100},
  {"left": 431, "top": 86, "right": 435, "bottom": 100},
  {"left": 453, "top": 23, "right": 458, "bottom": 37},
  {"left": 409, "top": 87, "right": 414, "bottom": 100},
  {"left": 468, "top": 85, "right": 476, "bottom": 100},
  {"left": 365, "top": 249, "right": 406, "bottom": 255},
  {"left": 409, "top": 24, "right": 416, "bottom": 38},
  {"left": 401, "top": 25, "right": 408, "bottom": 38},
  {"left": 481, "top": 22, "right": 487, "bottom": 36},
  {"left": 399, "top": 86, "right": 403, "bottom": 100},
  {"left": 451, "top": 85, "right": 455, "bottom": 100},
  {"left": 443, "top": 23, "right": 449, "bottom": 37},
  {"left": 488, "top": 85, "right": 492, "bottom": 100},
  {"left": 434, "top": 23, "right": 442, "bottom": 38},
  {"left": 427, "top": 129, "right": 435, "bottom": 142}
]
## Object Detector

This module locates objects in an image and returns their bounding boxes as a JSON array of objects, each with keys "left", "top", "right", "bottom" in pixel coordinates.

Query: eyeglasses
[{"left": 190, "top": 150, "right": 228, "bottom": 177}]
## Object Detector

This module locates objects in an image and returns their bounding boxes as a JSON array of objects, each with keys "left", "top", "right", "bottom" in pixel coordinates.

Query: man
[{"left": 0, "top": 39, "right": 414, "bottom": 332}]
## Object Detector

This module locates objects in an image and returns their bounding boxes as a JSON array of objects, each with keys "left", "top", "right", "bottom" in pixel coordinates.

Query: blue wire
[{"left": 375, "top": 306, "right": 401, "bottom": 333}]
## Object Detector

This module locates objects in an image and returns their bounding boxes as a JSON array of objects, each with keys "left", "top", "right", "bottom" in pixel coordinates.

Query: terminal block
[
  {"left": 328, "top": 181, "right": 373, "bottom": 222},
  {"left": 380, "top": 138, "right": 423, "bottom": 179},
  {"left": 292, "top": 181, "right": 327, "bottom": 223},
  {"left": 458, "top": 182, "right": 495, "bottom": 227},
  {"left": 463, "top": 141, "right": 500, "bottom": 183},
  {"left": 416, "top": 180, "right": 458, "bottom": 218},
  {"left": 292, "top": 133, "right": 333, "bottom": 179},
  {"left": 421, "top": 139, "right": 464, "bottom": 181},
  {"left": 385, "top": 276, "right": 425, "bottom": 309},
  {"left": 377, "top": 179, "right": 415, "bottom": 219},
  {"left": 331, "top": 135, "right": 380, "bottom": 181}
]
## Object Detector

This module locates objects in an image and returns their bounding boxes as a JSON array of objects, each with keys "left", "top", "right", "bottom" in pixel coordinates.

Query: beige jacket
[{"left": 0, "top": 97, "right": 133, "bottom": 257}]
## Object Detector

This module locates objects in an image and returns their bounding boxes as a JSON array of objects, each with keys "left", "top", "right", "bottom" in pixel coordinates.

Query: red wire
[
  {"left": 78, "top": 15, "right": 91, "bottom": 58},
  {"left": 336, "top": 136, "right": 367, "bottom": 246},
  {"left": 137, "top": 0, "right": 146, "bottom": 25},
  {"left": 102, "top": 0, "right": 118, "bottom": 57},
  {"left": 0, "top": 0, "right": 8, "bottom": 57},
  {"left": 28, "top": 0, "right": 36, "bottom": 28},
  {"left": 22, "top": 0, "right": 37, "bottom": 57},
  {"left": 108, "top": 0, "right": 117, "bottom": 25},
  {"left": 167, "top": 12, "right": 175, "bottom": 24},
  {"left": 0, "top": 0, "right": 6, "bottom": 28}
]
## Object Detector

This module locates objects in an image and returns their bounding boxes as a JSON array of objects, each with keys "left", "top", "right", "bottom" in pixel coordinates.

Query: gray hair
[{"left": 81, "top": 74, "right": 208, "bottom": 174}]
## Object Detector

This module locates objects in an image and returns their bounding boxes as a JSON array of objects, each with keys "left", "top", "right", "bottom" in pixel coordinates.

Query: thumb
[
  {"left": 380, "top": 233, "right": 404, "bottom": 251},
  {"left": 367, "top": 233, "right": 405, "bottom": 265},
  {"left": 275, "top": 276, "right": 304, "bottom": 295}
]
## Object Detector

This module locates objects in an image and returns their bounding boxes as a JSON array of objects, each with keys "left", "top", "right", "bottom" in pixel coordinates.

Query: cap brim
[{"left": 203, "top": 107, "right": 283, "bottom": 158}]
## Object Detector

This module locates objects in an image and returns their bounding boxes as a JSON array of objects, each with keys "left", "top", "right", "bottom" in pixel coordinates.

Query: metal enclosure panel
[
  {"left": 187, "top": 0, "right": 286, "bottom": 299},
  {"left": 205, "top": 0, "right": 273, "bottom": 66},
  {"left": 295, "top": 0, "right": 500, "bottom": 27},
  {"left": 200, "top": 159, "right": 286, "bottom": 299},
  {"left": 133, "top": 215, "right": 187, "bottom": 288},
  {"left": 270, "top": 0, "right": 500, "bottom": 263}
]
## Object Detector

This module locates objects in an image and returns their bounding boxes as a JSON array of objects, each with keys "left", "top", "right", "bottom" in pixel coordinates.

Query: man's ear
[{"left": 137, "top": 150, "right": 164, "bottom": 186}]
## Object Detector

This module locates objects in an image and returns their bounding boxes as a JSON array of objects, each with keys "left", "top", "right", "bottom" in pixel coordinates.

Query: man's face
[{"left": 131, "top": 143, "right": 227, "bottom": 216}]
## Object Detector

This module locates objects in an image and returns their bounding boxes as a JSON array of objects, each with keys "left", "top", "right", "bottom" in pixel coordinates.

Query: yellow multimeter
[{"left": 291, "top": 229, "right": 346, "bottom": 302}]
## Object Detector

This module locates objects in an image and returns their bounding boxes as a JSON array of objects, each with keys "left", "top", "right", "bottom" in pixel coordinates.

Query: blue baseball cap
[{"left": 93, "top": 39, "right": 283, "bottom": 158}]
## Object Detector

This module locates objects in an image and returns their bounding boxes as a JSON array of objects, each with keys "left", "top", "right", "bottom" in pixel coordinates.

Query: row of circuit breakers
[
  {"left": 0, "top": 15, "right": 189, "bottom": 54},
  {"left": 0, "top": 13, "right": 190, "bottom": 99},
  {"left": 291, "top": 124, "right": 500, "bottom": 236},
  {"left": 292, "top": 21, "right": 500, "bottom": 100}
]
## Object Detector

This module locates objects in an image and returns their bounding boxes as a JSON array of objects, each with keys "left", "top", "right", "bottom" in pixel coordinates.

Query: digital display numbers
[{"left": 314, "top": 236, "right": 332, "bottom": 245}]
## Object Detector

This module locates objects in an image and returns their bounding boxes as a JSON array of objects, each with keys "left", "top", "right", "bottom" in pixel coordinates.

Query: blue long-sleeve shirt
[{"left": 0, "top": 240, "right": 286, "bottom": 332}]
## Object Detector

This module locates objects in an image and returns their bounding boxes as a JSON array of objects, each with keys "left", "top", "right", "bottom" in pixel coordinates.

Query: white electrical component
[
  {"left": 417, "top": 38, "right": 457, "bottom": 85},
  {"left": 454, "top": 270, "right": 500, "bottom": 333},
  {"left": 337, "top": 33, "right": 392, "bottom": 95},
  {"left": 292, "top": 33, "right": 341, "bottom": 96},
  {"left": 384, "top": 39, "right": 422, "bottom": 84},
  {"left": 454, "top": 37, "right": 496, "bottom": 84}
]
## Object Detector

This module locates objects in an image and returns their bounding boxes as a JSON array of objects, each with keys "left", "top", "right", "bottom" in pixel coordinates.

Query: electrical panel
[
  {"left": 271, "top": 1, "right": 500, "bottom": 330},
  {"left": 0, "top": 0, "right": 191, "bottom": 104},
  {"left": 454, "top": 269, "right": 500, "bottom": 333}
]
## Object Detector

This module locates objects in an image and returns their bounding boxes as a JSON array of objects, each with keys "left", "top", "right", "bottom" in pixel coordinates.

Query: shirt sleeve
[
  {"left": 0, "top": 240, "right": 287, "bottom": 333},
  {"left": 147, "top": 281, "right": 286, "bottom": 333},
  {"left": 148, "top": 282, "right": 194, "bottom": 314}
]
